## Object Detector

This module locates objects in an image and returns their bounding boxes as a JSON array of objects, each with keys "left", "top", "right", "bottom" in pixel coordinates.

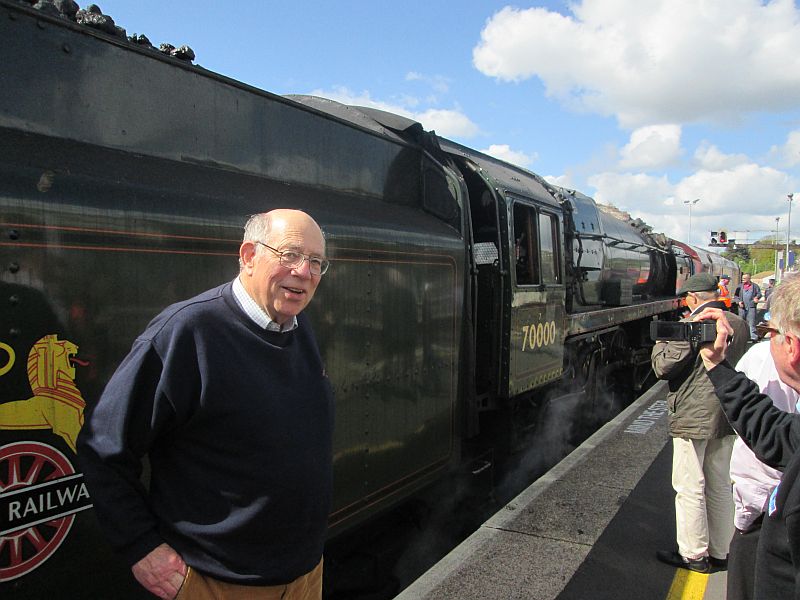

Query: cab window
[
  {"left": 513, "top": 203, "right": 561, "bottom": 286},
  {"left": 513, "top": 204, "right": 540, "bottom": 285},
  {"left": 539, "top": 212, "right": 561, "bottom": 283}
]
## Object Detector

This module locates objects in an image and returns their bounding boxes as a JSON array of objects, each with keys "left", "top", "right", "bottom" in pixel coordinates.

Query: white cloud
[
  {"left": 769, "top": 129, "right": 800, "bottom": 167},
  {"left": 480, "top": 144, "right": 537, "bottom": 168},
  {"left": 416, "top": 108, "right": 479, "bottom": 137},
  {"left": 587, "top": 172, "right": 673, "bottom": 211},
  {"left": 396, "top": 94, "right": 420, "bottom": 109},
  {"left": 473, "top": 0, "right": 800, "bottom": 127},
  {"left": 619, "top": 124, "right": 681, "bottom": 169},
  {"left": 309, "top": 86, "right": 412, "bottom": 116},
  {"left": 543, "top": 173, "right": 578, "bottom": 190},
  {"left": 675, "top": 163, "right": 793, "bottom": 215},
  {"left": 308, "top": 86, "right": 479, "bottom": 138},
  {"left": 785, "top": 131, "right": 800, "bottom": 167},
  {"left": 694, "top": 143, "right": 750, "bottom": 171},
  {"left": 585, "top": 162, "right": 797, "bottom": 243},
  {"left": 405, "top": 71, "right": 451, "bottom": 94}
]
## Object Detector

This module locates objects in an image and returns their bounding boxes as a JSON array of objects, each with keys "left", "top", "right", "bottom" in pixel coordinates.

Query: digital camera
[{"left": 649, "top": 320, "right": 717, "bottom": 344}]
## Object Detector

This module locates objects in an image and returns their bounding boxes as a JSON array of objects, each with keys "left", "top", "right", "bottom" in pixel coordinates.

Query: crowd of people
[{"left": 653, "top": 271, "right": 800, "bottom": 599}]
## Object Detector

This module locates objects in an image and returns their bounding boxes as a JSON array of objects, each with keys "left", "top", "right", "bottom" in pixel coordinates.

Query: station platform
[{"left": 395, "top": 382, "right": 727, "bottom": 600}]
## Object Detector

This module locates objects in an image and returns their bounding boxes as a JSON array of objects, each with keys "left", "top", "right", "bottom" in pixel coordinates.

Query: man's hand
[
  {"left": 131, "top": 543, "right": 187, "bottom": 599},
  {"left": 692, "top": 307, "right": 735, "bottom": 371}
]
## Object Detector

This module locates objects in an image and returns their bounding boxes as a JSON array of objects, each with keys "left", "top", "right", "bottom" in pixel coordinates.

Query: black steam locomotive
[{"left": 0, "top": 2, "right": 739, "bottom": 596}]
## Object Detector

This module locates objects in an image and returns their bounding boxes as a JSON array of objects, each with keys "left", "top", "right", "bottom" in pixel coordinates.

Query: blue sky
[{"left": 98, "top": 0, "right": 800, "bottom": 249}]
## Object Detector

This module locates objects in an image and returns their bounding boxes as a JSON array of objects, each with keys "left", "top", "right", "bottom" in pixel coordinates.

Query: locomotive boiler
[{"left": 0, "top": 2, "right": 738, "bottom": 597}]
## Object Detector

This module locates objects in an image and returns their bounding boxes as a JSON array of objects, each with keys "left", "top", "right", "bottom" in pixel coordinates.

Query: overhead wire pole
[
  {"left": 776, "top": 217, "right": 781, "bottom": 281},
  {"left": 788, "top": 193, "right": 794, "bottom": 277},
  {"left": 684, "top": 198, "right": 700, "bottom": 246}
]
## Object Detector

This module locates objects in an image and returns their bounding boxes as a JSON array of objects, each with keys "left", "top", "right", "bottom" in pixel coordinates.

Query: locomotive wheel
[
  {"left": 593, "top": 329, "right": 631, "bottom": 423},
  {"left": 0, "top": 442, "right": 77, "bottom": 582}
]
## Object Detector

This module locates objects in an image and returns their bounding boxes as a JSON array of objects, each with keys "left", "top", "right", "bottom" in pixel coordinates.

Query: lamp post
[
  {"left": 788, "top": 193, "right": 794, "bottom": 275},
  {"left": 776, "top": 216, "right": 781, "bottom": 280},
  {"left": 684, "top": 198, "right": 700, "bottom": 245}
]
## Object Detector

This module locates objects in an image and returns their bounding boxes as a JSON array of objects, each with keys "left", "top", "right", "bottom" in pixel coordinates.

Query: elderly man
[
  {"left": 652, "top": 273, "right": 749, "bottom": 573},
  {"left": 78, "top": 209, "right": 333, "bottom": 600},
  {"left": 727, "top": 341, "right": 799, "bottom": 600},
  {"left": 696, "top": 275, "right": 800, "bottom": 599}
]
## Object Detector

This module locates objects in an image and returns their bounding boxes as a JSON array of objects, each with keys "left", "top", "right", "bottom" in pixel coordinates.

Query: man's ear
[
  {"left": 239, "top": 241, "right": 257, "bottom": 272},
  {"left": 786, "top": 333, "right": 800, "bottom": 369}
]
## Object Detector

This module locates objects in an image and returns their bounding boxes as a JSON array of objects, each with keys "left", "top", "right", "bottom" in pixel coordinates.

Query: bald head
[{"left": 242, "top": 210, "right": 325, "bottom": 262}]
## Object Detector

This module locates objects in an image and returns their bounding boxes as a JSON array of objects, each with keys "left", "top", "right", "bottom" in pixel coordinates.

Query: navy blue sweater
[{"left": 77, "top": 282, "right": 334, "bottom": 585}]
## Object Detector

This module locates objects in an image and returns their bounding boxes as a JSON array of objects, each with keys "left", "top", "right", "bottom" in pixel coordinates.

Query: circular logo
[
  {"left": 0, "top": 442, "right": 77, "bottom": 582},
  {"left": 0, "top": 342, "right": 13, "bottom": 377}
]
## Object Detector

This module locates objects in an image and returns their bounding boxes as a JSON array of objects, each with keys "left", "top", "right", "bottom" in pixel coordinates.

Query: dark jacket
[
  {"left": 707, "top": 361, "right": 800, "bottom": 600},
  {"left": 651, "top": 300, "right": 749, "bottom": 438},
  {"left": 735, "top": 282, "right": 762, "bottom": 309}
]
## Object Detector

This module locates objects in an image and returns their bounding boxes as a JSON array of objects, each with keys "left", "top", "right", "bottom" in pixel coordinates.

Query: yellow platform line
[{"left": 666, "top": 569, "right": 709, "bottom": 600}]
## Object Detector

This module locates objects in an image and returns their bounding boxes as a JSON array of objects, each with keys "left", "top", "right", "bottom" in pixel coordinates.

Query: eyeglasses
[
  {"left": 756, "top": 323, "right": 782, "bottom": 338},
  {"left": 255, "top": 241, "right": 330, "bottom": 276}
]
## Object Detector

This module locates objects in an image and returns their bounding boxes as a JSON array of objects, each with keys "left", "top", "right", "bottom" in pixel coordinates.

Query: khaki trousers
[
  {"left": 176, "top": 558, "right": 323, "bottom": 600},
  {"left": 672, "top": 436, "right": 735, "bottom": 560}
]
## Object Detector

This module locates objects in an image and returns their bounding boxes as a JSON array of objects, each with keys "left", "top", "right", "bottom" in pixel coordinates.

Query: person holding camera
[
  {"left": 694, "top": 275, "right": 800, "bottom": 599},
  {"left": 651, "top": 273, "right": 749, "bottom": 573},
  {"left": 727, "top": 340, "right": 799, "bottom": 600}
]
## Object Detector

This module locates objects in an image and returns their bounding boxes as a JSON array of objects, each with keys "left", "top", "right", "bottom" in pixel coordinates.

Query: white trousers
[{"left": 672, "top": 436, "right": 735, "bottom": 560}]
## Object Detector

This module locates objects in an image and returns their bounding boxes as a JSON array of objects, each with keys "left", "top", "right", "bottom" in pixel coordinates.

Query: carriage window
[
  {"left": 539, "top": 212, "right": 560, "bottom": 283},
  {"left": 513, "top": 204, "right": 539, "bottom": 285}
]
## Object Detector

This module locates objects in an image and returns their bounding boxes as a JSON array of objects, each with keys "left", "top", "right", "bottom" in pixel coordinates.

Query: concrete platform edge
[{"left": 395, "top": 381, "right": 669, "bottom": 600}]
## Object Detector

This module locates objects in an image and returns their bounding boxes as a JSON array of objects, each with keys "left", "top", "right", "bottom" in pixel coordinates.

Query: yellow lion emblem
[{"left": 0, "top": 335, "right": 86, "bottom": 453}]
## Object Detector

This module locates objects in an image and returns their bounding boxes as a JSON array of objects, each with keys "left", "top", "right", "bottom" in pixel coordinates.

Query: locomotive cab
[{"left": 439, "top": 141, "right": 567, "bottom": 432}]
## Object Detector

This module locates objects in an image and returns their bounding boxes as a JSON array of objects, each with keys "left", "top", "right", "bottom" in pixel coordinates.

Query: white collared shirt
[{"left": 232, "top": 276, "right": 298, "bottom": 333}]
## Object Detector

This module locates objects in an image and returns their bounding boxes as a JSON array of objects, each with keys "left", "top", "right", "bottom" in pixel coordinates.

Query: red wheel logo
[{"left": 0, "top": 442, "right": 91, "bottom": 582}]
